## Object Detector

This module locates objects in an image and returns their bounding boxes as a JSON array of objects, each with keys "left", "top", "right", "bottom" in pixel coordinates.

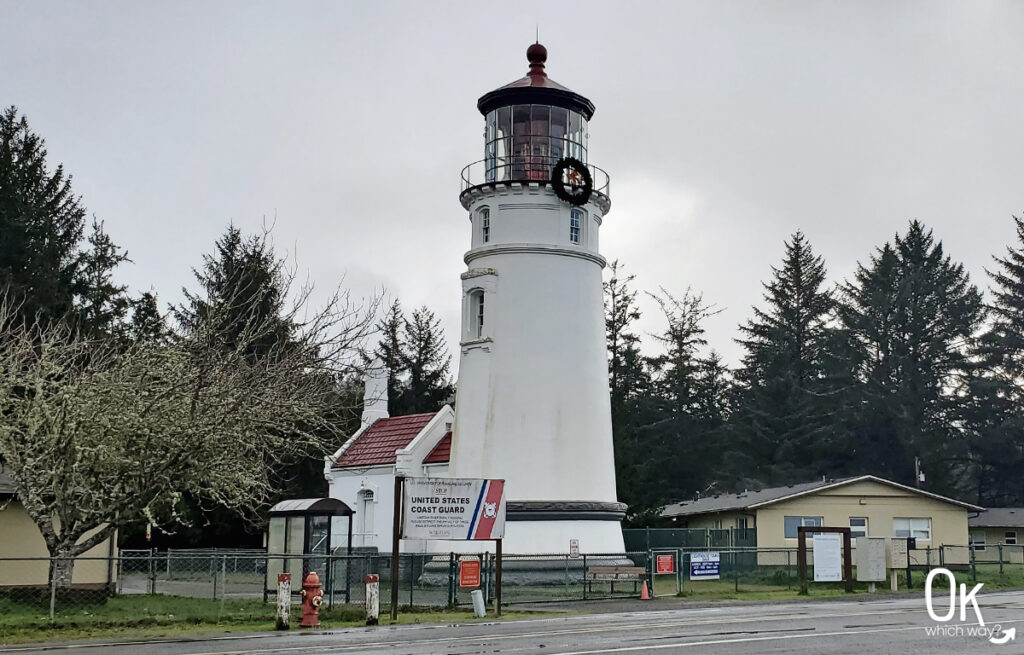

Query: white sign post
[
  {"left": 813, "top": 533, "right": 843, "bottom": 582},
  {"left": 401, "top": 477, "right": 506, "bottom": 540}
]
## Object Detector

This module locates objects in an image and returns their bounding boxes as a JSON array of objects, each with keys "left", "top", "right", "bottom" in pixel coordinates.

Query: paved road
[{"left": 4, "top": 590, "right": 1023, "bottom": 654}]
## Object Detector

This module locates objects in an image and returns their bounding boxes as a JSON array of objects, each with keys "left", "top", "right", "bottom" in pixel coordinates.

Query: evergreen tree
[
  {"left": 838, "top": 221, "right": 983, "bottom": 493},
  {"left": 729, "top": 232, "right": 838, "bottom": 485},
  {"left": 965, "top": 214, "right": 1024, "bottom": 504},
  {"left": 128, "top": 291, "right": 167, "bottom": 343},
  {"left": 77, "top": 218, "right": 130, "bottom": 338},
  {"left": 603, "top": 261, "right": 651, "bottom": 513},
  {"left": 0, "top": 106, "right": 86, "bottom": 326},
  {"left": 641, "top": 288, "right": 724, "bottom": 509},
  {"left": 374, "top": 300, "right": 408, "bottom": 414},
  {"left": 176, "top": 226, "right": 291, "bottom": 359},
  {"left": 396, "top": 306, "right": 454, "bottom": 413}
]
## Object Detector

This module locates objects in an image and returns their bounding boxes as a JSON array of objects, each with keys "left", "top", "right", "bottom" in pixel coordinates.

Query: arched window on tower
[
  {"left": 468, "top": 289, "right": 485, "bottom": 339},
  {"left": 480, "top": 207, "right": 490, "bottom": 244}
]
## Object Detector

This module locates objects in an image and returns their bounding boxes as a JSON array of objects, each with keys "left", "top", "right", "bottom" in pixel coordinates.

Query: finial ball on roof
[{"left": 527, "top": 42, "right": 547, "bottom": 65}]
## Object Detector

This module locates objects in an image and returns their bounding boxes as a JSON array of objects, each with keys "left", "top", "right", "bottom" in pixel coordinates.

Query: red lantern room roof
[{"left": 477, "top": 42, "right": 596, "bottom": 120}]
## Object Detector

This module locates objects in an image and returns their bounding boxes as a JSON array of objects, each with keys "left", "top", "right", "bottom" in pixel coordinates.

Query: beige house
[
  {"left": 0, "top": 467, "right": 117, "bottom": 589},
  {"left": 662, "top": 475, "right": 983, "bottom": 565},
  {"left": 969, "top": 508, "right": 1024, "bottom": 564}
]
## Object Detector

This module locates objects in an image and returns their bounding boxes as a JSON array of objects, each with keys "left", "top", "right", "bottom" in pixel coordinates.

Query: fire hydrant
[{"left": 299, "top": 571, "right": 323, "bottom": 627}]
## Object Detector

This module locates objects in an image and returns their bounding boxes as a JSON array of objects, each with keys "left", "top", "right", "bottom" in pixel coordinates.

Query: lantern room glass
[{"left": 485, "top": 105, "right": 587, "bottom": 183}]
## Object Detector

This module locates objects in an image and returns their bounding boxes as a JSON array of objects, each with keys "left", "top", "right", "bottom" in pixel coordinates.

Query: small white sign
[
  {"left": 813, "top": 533, "right": 843, "bottom": 582},
  {"left": 569, "top": 539, "right": 580, "bottom": 559}
]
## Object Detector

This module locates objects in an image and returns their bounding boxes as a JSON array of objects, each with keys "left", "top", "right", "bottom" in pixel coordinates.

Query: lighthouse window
[
  {"left": 550, "top": 107, "right": 567, "bottom": 162},
  {"left": 569, "top": 209, "right": 583, "bottom": 244},
  {"left": 469, "top": 290, "right": 485, "bottom": 338},
  {"left": 480, "top": 208, "right": 490, "bottom": 244}
]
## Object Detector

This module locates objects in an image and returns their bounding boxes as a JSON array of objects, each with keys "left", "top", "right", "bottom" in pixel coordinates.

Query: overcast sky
[{"left": 4, "top": 1, "right": 1023, "bottom": 367}]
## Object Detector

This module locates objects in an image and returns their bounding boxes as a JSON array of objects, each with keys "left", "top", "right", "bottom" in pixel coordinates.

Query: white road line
[{"left": 552, "top": 618, "right": 1024, "bottom": 655}]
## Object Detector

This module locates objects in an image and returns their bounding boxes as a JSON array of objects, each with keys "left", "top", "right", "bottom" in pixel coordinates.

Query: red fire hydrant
[{"left": 299, "top": 571, "right": 323, "bottom": 627}]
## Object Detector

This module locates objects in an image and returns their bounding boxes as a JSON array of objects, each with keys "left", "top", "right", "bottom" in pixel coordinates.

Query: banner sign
[
  {"left": 689, "top": 551, "right": 720, "bottom": 580},
  {"left": 813, "top": 533, "right": 843, "bottom": 582},
  {"left": 655, "top": 552, "right": 676, "bottom": 575},
  {"left": 402, "top": 477, "right": 506, "bottom": 540}
]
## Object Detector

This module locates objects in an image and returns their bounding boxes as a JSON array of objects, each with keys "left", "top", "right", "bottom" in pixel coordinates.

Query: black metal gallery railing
[{"left": 461, "top": 157, "right": 610, "bottom": 198}]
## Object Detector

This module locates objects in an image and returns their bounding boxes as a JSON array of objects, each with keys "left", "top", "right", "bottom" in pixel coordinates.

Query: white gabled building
[{"left": 323, "top": 368, "right": 454, "bottom": 553}]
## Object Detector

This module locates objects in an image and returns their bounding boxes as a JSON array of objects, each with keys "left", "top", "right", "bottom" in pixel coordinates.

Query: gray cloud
[{"left": 3, "top": 0, "right": 1022, "bottom": 365}]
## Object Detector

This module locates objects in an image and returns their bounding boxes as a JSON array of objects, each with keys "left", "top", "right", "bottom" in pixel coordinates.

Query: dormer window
[
  {"left": 570, "top": 209, "right": 582, "bottom": 245},
  {"left": 481, "top": 208, "right": 490, "bottom": 244}
]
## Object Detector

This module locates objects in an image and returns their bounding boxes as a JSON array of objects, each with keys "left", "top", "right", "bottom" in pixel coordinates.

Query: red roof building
[{"left": 332, "top": 412, "right": 441, "bottom": 468}]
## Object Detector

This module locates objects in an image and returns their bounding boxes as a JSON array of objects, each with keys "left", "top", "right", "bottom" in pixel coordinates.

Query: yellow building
[
  {"left": 0, "top": 468, "right": 117, "bottom": 589},
  {"left": 969, "top": 508, "right": 1024, "bottom": 564},
  {"left": 661, "top": 475, "right": 982, "bottom": 566}
]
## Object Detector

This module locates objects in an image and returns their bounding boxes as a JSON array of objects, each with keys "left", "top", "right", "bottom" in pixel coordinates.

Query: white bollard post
[
  {"left": 276, "top": 573, "right": 291, "bottom": 630},
  {"left": 365, "top": 574, "right": 380, "bottom": 625},
  {"left": 470, "top": 589, "right": 486, "bottom": 618}
]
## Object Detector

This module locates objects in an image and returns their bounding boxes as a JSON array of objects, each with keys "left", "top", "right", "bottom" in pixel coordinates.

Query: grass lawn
[{"left": 0, "top": 595, "right": 541, "bottom": 645}]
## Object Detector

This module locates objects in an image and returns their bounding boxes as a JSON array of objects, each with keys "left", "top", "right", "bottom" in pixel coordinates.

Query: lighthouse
[{"left": 449, "top": 43, "right": 626, "bottom": 554}]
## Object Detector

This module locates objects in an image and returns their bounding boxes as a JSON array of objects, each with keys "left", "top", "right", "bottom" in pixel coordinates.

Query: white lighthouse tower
[{"left": 449, "top": 43, "right": 626, "bottom": 554}]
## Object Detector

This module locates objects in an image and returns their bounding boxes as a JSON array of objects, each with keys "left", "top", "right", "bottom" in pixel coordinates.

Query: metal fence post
[
  {"left": 149, "top": 548, "right": 157, "bottom": 594},
  {"left": 999, "top": 545, "right": 1004, "bottom": 576},
  {"left": 220, "top": 554, "right": 227, "bottom": 601},
  {"left": 971, "top": 546, "right": 977, "bottom": 582},
  {"left": 582, "top": 553, "right": 588, "bottom": 600},
  {"left": 447, "top": 552, "right": 455, "bottom": 609}
]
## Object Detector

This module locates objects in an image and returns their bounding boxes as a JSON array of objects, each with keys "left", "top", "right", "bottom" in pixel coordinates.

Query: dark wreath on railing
[{"left": 550, "top": 157, "right": 594, "bottom": 206}]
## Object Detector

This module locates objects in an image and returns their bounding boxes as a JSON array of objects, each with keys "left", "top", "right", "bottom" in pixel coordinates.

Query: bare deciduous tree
[{"left": 0, "top": 282, "right": 378, "bottom": 586}]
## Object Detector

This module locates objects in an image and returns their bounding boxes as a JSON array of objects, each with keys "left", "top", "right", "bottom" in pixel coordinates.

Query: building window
[
  {"left": 569, "top": 209, "right": 582, "bottom": 244},
  {"left": 784, "top": 516, "right": 822, "bottom": 539},
  {"left": 480, "top": 207, "right": 490, "bottom": 244},
  {"left": 357, "top": 489, "right": 375, "bottom": 547},
  {"left": 894, "top": 518, "right": 932, "bottom": 541},
  {"left": 970, "top": 530, "right": 987, "bottom": 552},
  {"left": 737, "top": 517, "right": 749, "bottom": 530},
  {"left": 1005, "top": 531, "right": 1017, "bottom": 545},
  {"left": 469, "top": 290, "right": 485, "bottom": 339},
  {"left": 850, "top": 517, "right": 868, "bottom": 539}
]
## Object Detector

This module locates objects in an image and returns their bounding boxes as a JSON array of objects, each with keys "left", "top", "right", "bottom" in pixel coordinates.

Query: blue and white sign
[{"left": 689, "top": 551, "right": 720, "bottom": 580}]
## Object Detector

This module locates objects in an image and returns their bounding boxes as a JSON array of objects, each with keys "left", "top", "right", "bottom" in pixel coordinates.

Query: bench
[{"left": 584, "top": 566, "right": 646, "bottom": 595}]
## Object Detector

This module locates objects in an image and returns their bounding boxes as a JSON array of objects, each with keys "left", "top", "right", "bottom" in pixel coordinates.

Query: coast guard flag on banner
[{"left": 402, "top": 477, "right": 506, "bottom": 540}]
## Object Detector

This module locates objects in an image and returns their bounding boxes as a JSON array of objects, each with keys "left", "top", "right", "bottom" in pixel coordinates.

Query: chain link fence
[{"left": 3, "top": 544, "right": 1024, "bottom": 631}]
